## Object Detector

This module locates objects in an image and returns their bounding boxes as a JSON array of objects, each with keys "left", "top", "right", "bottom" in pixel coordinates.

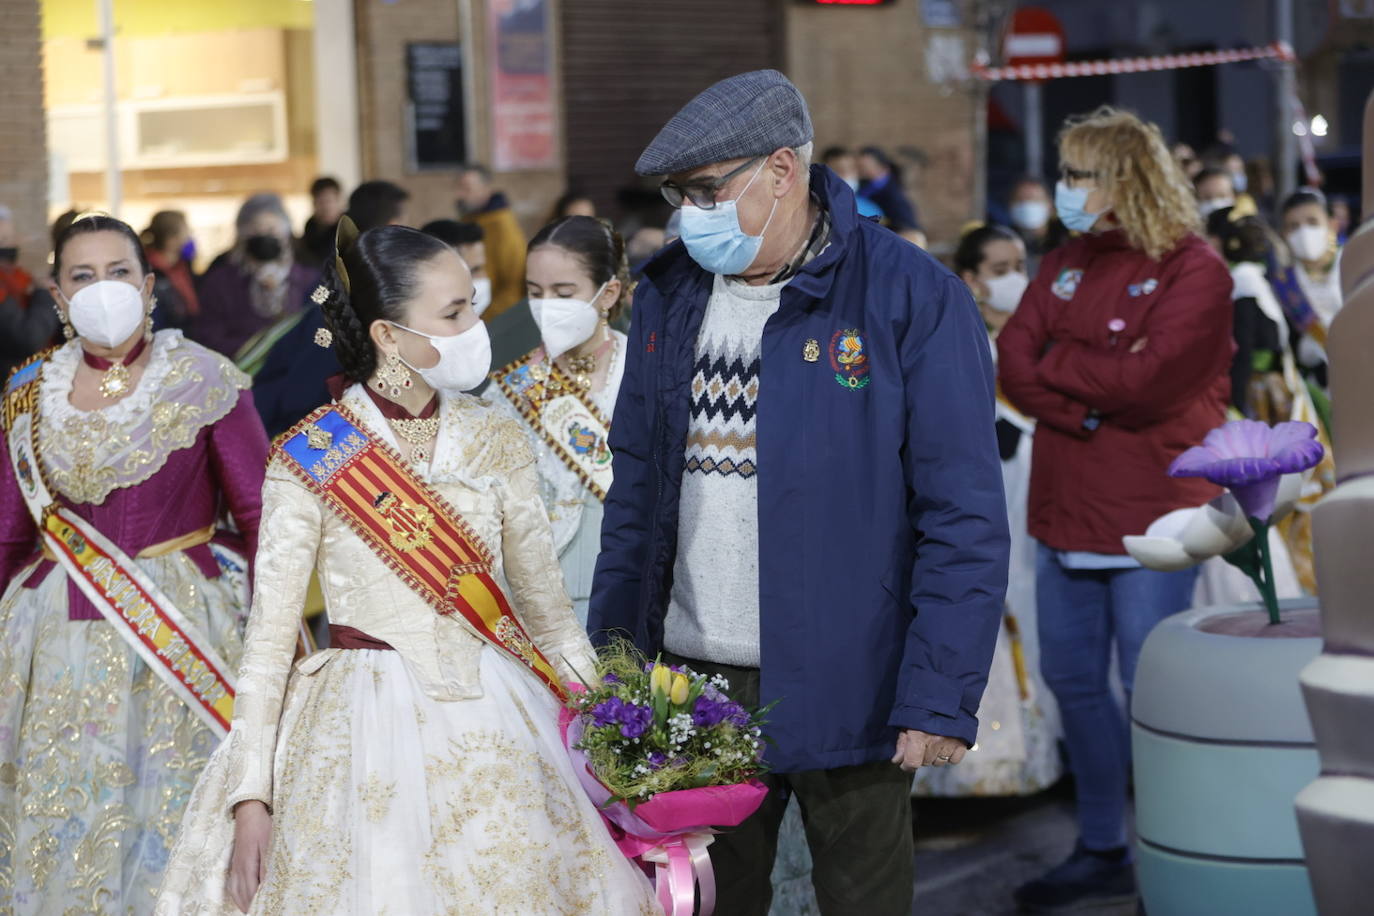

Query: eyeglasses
[
  {"left": 1060, "top": 165, "right": 1100, "bottom": 186},
  {"left": 659, "top": 156, "right": 763, "bottom": 210}
]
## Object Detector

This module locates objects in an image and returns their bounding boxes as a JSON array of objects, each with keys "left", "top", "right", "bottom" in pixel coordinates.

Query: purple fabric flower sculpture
[{"left": 1168, "top": 420, "right": 1324, "bottom": 521}]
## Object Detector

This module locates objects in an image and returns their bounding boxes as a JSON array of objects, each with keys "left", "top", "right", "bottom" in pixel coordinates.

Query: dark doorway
[
  {"left": 561, "top": 0, "right": 784, "bottom": 228},
  {"left": 1172, "top": 47, "right": 1220, "bottom": 153}
]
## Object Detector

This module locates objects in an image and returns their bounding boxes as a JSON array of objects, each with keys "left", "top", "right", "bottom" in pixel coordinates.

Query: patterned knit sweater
[{"left": 663, "top": 274, "right": 784, "bottom": 666}]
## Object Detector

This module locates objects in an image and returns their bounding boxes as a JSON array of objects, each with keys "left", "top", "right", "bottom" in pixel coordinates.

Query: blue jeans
[{"left": 1035, "top": 543, "right": 1199, "bottom": 850}]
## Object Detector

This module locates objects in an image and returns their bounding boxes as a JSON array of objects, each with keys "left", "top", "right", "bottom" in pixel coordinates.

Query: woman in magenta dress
[{"left": 0, "top": 214, "right": 269, "bottom": 914}]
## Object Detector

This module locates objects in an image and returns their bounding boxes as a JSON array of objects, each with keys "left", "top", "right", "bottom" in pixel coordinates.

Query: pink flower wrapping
[
  {"left": 559, "top": 704, "right": 767, "bottom": 849},
  {"left": 559, "top": 703, "right": 768, "bottom": 914}
]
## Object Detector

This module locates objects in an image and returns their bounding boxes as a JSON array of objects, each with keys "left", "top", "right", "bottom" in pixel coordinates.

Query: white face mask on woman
[
  {"left": 1286, "top": 225, "right": 1330, "bottom": 263},
  {"left": 61, "top": 279, "right": 147, "bottom": 348},
  {"left": 983, "top": 271, "right": 1030, "bottom": 314},
  {"left": 389, "top": 320, "right": 492, "bottom": 394},
  {"left": 528, "top": 281, "right": 608, "bottom": 361}
]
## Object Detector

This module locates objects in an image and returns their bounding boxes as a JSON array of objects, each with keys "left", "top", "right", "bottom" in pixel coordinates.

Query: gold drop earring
[
  {"left": 375, "top": 352, "right": 414, "bottom": 398},
  {"left": 54, "top": 303, "right": 74, "bottom": 340}
]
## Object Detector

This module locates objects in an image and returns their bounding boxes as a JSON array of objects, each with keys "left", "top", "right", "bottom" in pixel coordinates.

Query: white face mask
[
  {"left": 390, "top": 320, "right": 492, "bottom": 394},
  {"left": 471, "top": 278, "right": 493, "bottom": 317},
  {"left": 1287, "top": 224, "right": 1330, "bottom": 263},
  {"left": 983, "top": 271, "right": 1029, "bottom": 314},
  {"left": 1199, "top": 197, "right": 1235, "bottom": 218},
  {"left": 62, "top": 280, "right": 147, "bottom": 348},
  {"left": 528, "top": 281, "right": 607, "bottom": 361},
  {"left": 1010, "top": 200, "right": 1050, "bottom": 232}
]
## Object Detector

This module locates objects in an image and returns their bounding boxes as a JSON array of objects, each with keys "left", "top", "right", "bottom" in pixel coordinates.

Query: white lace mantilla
[{"left": 37, "top": 331, "right": 250, "bottom": 505}]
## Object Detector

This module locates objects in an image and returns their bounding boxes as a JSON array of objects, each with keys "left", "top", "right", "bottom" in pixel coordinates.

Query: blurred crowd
[
  {"left": 0, "top": 85, "right": 1355, "bottom": 914},
  {"left": 0, "top": 137, "right": 940, "bottom": 411}
]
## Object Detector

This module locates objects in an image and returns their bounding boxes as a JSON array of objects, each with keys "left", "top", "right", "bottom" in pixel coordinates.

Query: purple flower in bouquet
[
  {"left": 602, "top": 673, "right": 621, "bottom": 684},
  {"left": 619, "top": 703, "right": 654, "bottom": 739},
  {"left": 692, "top": 697, "right": 751, "bottom": 729},
  {"left": 592, "top": 696, "right": 630, "bottom": 729},
  {"left": 1168, "top": 420, "right": 1324, "bottom": 521},
  {"left": 647, "top": 752, "right": 668, "bottom": 770}
]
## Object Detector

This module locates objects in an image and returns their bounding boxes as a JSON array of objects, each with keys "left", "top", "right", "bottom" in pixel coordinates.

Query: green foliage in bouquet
[{"left": 568, "top": 641, "right": 772, "bottom": 805}]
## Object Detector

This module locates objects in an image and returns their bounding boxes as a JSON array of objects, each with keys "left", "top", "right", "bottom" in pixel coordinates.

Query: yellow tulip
[
  {"left": 670, "top": 672, "right": 690, "bottom": 705},
  {"left": 650, "top": 664, "right": 672, "bottom": 698}
]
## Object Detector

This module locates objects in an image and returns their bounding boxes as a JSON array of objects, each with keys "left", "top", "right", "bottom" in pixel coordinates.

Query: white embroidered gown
[
  {"left": 911, "top": 384, "right": 1062, "bottom": 797},
  {"left": 485, "top": 331, "right": 627, "bottom": 625},
  {"left": 156, "top": 385, "right": 657, "bottom": 915}
]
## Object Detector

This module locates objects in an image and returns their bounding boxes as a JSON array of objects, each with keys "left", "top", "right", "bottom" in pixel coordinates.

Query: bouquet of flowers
[{"left": 561, "top": 643, "right": 771, "bottom": 916}]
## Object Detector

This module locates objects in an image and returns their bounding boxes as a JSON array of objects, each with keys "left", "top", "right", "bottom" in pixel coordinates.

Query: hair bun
[{"left": 333, "top": 215, "right": 360, "bottom": 296}]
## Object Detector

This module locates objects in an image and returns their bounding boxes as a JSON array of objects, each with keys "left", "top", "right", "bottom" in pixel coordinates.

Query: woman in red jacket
[{"left": 998, "top": 107, "right": 1233, "bottom": 913}]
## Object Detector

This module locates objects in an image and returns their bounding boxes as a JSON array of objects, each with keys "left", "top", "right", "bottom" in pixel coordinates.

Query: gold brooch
[
  {"left": 304, "top": 423, "right": 333, "bottom": 451},
  {"left": 802, "top": 339, "right": 821, "bottom": 363},
  {"left": 310, "top": 284, "right": 330, "bottom": 305},
  {"left": 98, "top": 364, "right": 132, "bottom": 399},
  {"left": 374, "top": 491, "right": 435, "bottom": 552},
  {"left": 314, "top": 327, "right": 333, "bottom": 348}
]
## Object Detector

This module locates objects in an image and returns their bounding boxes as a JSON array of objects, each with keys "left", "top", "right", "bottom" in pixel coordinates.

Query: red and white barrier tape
[{"left": 975, "top": 42, "right": 1296, "bottom": 82}]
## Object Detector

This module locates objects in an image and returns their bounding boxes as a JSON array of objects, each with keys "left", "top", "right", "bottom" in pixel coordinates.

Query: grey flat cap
[{"left": 635, "top": 70, "right": 814, "bottom": 177}]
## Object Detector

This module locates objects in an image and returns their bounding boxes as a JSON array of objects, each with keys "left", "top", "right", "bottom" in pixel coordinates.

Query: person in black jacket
[
  {"left": 857, "top": 145, "right": 920, "bottom": 232},
  {"left": 1205, "top": 206, "right": 1295, "bottom": 420},
  {"left": 298, "top": 176, "right": 346, "bottom": 268}
]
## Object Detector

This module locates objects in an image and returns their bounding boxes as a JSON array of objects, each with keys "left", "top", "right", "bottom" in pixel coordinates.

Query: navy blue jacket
[
  {"left": 588, "top": 167, "right": 1009, "bottom": 773},
  {"left": 252, "top": 305, "right": 338, "bottom": 439}
]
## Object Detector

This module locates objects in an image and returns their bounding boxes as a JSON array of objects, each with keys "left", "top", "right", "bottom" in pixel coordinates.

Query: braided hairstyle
[
  {"left": 318, "top": 217, "right": 454, "bottom": 384},
  {"left": 527, "top": 215, "right": 634, "bottom": 324}
]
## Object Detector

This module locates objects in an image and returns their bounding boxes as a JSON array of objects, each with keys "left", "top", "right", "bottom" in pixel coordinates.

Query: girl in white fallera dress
[
  {"left": 916, "top": 224, "right": 1061, "bottom": 797},
  {"left": 157, "top": 222, "right": 657, "bottom": 914},
  {"left": 484, "top": 217, "right": 630, "bottom": 624}
]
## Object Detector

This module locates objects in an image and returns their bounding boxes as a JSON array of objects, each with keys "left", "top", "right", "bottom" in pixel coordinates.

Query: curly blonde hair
[{"left": 1059, "top": 106, "right": 1201, "bottom": 260}]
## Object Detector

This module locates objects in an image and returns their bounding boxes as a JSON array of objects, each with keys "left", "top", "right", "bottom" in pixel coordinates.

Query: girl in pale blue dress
[{"left": 484, "top": 216, "right": 630, "bottom": 624}]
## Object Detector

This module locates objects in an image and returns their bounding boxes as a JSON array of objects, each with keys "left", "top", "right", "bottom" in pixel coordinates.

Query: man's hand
[{"left": 891, "top": 729, "right": 967, "bottom": 773}]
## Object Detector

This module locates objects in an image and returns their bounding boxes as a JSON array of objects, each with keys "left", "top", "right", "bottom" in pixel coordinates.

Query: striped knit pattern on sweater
[{"left": 664, "top": 274, "right": 784, "bottom": 667}]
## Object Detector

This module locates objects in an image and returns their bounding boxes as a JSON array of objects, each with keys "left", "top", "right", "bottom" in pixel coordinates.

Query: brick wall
[
  {"left": 786, "top": 0, "right": 978, "bottom": 252},
  {"left": 352, "top": 0, "right": 563, "bottom": 235},
  {"left": 0, "top": 0, "right": 50, "bottom": 278}
]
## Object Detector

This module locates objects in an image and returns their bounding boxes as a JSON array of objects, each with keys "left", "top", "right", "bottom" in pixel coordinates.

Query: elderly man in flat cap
[{"left": 588, "top": 70, "right": 1008, "bottom": 914}]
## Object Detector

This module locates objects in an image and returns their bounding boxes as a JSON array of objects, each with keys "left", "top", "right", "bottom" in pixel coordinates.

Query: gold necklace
[
  {"left": 389, "top": 416, "right": 440, "bottom": 465},
  {"left": 559, "top": 334, "right": 615, "bottom": 391}
]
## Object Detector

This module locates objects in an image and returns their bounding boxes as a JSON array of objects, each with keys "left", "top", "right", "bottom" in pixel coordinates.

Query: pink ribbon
[
  {"left": 561, "top": 711, "right": 734, "bottom": 914},
  {"left": 642, "top": 833, "right": 717, "bottom": 916}
]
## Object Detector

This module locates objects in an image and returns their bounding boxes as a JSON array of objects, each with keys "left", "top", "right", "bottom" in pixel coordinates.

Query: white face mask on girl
[
  {"left": 983, "top": 271, "right": 1030, "bottom": 313},
  {"left": 61, "top": 279, "right": 147, "bottom": 348},
  {"left": 389, "top": 320, "right": 492, "bottom": 393},
  {"left": 528, "top": 281, "right": 608, "bottom": 361},
  {"left": 1287, "top": 225, "right": 1330, "bottom": 263}
]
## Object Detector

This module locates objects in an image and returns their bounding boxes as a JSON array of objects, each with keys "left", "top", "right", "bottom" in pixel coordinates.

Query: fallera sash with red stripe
[{"left": 275, "top": 404, "right": 567, "bottom": 700}]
